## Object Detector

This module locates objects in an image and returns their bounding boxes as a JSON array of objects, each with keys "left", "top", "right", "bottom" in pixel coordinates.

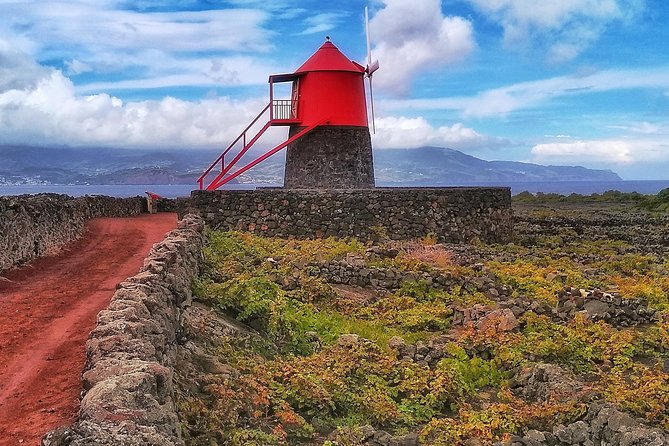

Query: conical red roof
[{"left": 295, "top": 41, "right": 365, "bottom": 74}]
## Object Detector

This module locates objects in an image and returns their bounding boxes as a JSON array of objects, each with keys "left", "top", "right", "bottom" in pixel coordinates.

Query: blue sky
[{"left": 1, "top": 0, "right": 668, "bottom": 179}]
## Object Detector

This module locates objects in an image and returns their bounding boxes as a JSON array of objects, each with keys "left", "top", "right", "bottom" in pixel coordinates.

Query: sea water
[
  {"left": 1, "top": 180, "right": 669, "bottom": 198},
  {"left": 0, "top": 183, "right": 259, "bottom": 198}
]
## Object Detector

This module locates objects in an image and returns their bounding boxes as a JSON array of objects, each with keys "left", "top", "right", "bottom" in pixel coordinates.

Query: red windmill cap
[{"left": 295, "top": 40, "right": 366, "bottom": 74}]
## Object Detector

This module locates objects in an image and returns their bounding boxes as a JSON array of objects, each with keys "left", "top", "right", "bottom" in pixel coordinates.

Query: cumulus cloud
[
  {"left": 0, "top": 39, "right": 51, "bottom": 91},
  {"left": 532, "top": 118, "right": 669, "bottom": 167},
  {"left": 532, "top": 140, "right": 633, "bottom": 164},
  {"left": 531, "top": 138, "right": 668, "bottom": 165},
  {"left": 372, "top": 116, "right": 507, "bottom": 150},
  {"left": 466, "top": 0, "right": 642, "bottom": 63},
  {"left": 369, "top": 0, "right": 475, "bottom": 96},
  {"left": 0, "top": 61, "right": 284, "bottom": 149}
]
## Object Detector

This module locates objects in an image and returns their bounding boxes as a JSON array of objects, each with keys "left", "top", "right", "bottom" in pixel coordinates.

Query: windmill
[
  {"left": 365, "top": 6, "right": 380, "bottom": 134},
  {"left": 197, "top": 10, "right": 381, "bottom": 190}
]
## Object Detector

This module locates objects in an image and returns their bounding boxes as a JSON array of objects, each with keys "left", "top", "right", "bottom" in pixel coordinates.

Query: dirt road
[{"left": 0, "top": 213, "right": 178, "bottom": 445}]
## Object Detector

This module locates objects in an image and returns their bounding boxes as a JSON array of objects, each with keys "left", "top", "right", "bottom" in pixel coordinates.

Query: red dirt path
[{"left": 0, "top": 213, "right": 178, "bottom": 446}]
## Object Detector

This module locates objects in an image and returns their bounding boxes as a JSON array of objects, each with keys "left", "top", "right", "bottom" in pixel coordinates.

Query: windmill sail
[{"left": 365, "top": 6, "right": 379, "bottom": 133}]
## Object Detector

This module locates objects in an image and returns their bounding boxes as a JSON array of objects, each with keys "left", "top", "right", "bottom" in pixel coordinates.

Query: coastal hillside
[
  {"left": 0, "top": 145, "right": 620, "bottom": 185},
  {"left": 373, "top": 147, "right": 621, "bottom": 183}
]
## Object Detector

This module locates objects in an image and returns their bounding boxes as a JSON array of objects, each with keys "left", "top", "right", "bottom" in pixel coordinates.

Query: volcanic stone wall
[
  {"left": 0, "top": 194, "right": 146, "bottom": 273},
  {"left": 284, "top": 126, "right": 375, "bottom": 189},
  {"left": 185, "top": 187, "right": 513, "bottom": 243},
  {"left": 42, "top": 214, "right": 204, "bottom": 446}
]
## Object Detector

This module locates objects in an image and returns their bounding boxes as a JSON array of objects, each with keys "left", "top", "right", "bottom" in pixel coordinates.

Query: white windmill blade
[
  {"left": 368, "top": 76, "right": 376, "bottom": 134},
  {"left": 364, "top": 9, "right": 380, "bottom": 75},
  {"left": 365, "top": 6, "right": 378, "bottom": 133},
  {"left": 365, "top": 6, "right": 372, "bottom": 69}
]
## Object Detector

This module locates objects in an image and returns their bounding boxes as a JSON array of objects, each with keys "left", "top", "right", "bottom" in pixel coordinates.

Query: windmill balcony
[{"left": 270, "top": 99, "right": 300, "bottom": 125}]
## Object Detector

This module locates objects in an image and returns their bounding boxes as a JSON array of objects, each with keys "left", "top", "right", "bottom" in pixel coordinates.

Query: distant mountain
[
  {"left": 0, "top": 145, "right": 621, "bottom": 186},
  {"left": 373, "top": 146, "right": 622, "bottom": 184},
  {"left": 0, "top": 145, "right": 223, "bottom": 186}
]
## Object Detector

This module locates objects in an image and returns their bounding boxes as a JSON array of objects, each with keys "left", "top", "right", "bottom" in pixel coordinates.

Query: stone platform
[
  {"left": 182, "top": 187, "right": 512, "bottom": 243},
  {"left": 284, "top": 126, "right": 374, "bottom": 189}
]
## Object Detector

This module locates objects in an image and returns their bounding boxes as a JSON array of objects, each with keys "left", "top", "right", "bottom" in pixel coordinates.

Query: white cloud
[
  {"left": 0, "top": 42, "right": 502, "bottom": 153},
  {"left": 369, "top": 0, "right": 475, "bottom": 96},
  {"left": 532, "top": 140, "right": 633, "bottom": 164},
  {"left": 0, "top": 65, "right": 285, "bottom": 149},
  {"left": 0, "top": 4, "right": 272, "bottom": 54},
  {"left": 0, "top": 2, "right": 275, "bottom": 93},
  {"left": 608, "top": 121, "right": 667, "bottom": 135},
  {"left": 531, "top": 138, "right": 668, "bottom": 165},
  {"left": 372, "top": 116, "right": 507, "bottom": 150},
  {"left": 381, "top": 66, "right": 669, "bottom": 117},
  {"left": 0, "top": 39, "right": 51, "bottom": 91},
  {"left": 466, "top": 0, "right": 642, "bottom": 63},
  {"left": 64, "top": 59, "right": 93, "bottom": 76},
  {"left": 298, "top": 12, "right": 348, "bottom": 35},
  {"left": 75, "top": 55, "right": 282, "bottom": 92}
]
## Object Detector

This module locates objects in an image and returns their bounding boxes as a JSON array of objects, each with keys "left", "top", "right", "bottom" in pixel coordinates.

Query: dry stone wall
[
  {"left": 496, "top": 364, "right": 669, "bottom": 446},
  {"left": 284, "top": 126, "right": 375, "bottom": 189},
  {"left": 0, "top": 194, "right": 146, "bottom": 273},
  {"left": 42, "top": 214, "right": 204, "bottom": 446},
  {"left": 185, "top": 187, "right": 513, "bottom": 243}
]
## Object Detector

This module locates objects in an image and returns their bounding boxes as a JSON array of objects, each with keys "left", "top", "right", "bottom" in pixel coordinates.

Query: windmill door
[{"left": 290, "top": 79, "right": 299, "bottom": 119}]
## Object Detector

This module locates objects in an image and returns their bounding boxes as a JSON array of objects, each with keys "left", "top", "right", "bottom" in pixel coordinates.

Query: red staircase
[{"left": 197, "top": 100, "right": 318, "bottom": 191}]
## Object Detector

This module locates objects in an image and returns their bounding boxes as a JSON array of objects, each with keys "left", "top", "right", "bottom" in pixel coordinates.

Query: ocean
[
  {"left": 1, "top": 180, "right": 668, "bottom": 198},
  {"left": 0, "top": 183, "right": 256, "bottom": 198}
]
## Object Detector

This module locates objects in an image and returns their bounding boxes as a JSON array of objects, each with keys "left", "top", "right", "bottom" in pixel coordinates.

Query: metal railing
[
  {"left": 197, "top": 102, "right": 270, "bottom": 190},
  {"left": 271, "top": 99, "right": 298, "bottom": 120},
  {"left": 206, "top": 119, "right": 325, "bottom": 190},
  {"left": 198, "top": 98, "right": 302, "bottom": 190}
]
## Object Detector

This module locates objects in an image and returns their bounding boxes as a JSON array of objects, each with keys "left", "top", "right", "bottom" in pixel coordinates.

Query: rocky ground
[{"left": 175, "top": 200, "right": 669, "bottom": 446}]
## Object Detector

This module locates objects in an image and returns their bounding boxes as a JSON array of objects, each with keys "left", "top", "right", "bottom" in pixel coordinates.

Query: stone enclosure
[
  {"left": 4, "top": 187, "right": 514, "bottom": 444},
  {"left": 183, "top": 187, "right": 513, "bottom": 244},
  {"left": 17, "top": 192, "right": 668, "bottom": 446}
]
